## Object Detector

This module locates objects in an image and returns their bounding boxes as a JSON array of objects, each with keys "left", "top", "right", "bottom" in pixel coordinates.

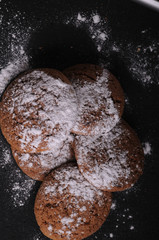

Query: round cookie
[
  {"left": 0, "top": 68, "right": 77, "bottom": 153},
  {"left": 11, "top": 134, "right": 75, "bottom": 181},
  {"left": 74, "top": 120, "right": 144, "bottom": 192},
  {"left": 34, "top": 163, "right": 112, "bottom": 240},
  {"left": 63, "top": 64, "right": 124, "bottom": 135}
]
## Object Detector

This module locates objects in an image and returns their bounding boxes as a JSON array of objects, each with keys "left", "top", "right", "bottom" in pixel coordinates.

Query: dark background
[{"left": 0, "top": 0, "right": 159, "bottom": 239}]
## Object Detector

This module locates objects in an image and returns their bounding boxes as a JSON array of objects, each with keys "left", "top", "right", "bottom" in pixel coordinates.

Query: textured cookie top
[
  {"left": 12, "top": 134, "right": 75, "bottom": 181},
  {"left": 74, "top": 120, "right": 144, "bottom": 192},
  {"left": 63, "top": 64, "right": 124, "bottom": 136},
  {"left": 0, "top": 69, "right": 77, "bottom": 153},
  {"left": 34, "top": 163, "right": 112, "bottom": 240}
]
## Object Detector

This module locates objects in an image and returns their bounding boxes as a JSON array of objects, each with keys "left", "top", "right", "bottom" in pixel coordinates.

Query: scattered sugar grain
[
  {"left": 98, "top": 32, "right": 107, "bottom": 41},
  {"left": 64, "top": 12, "right": 109, "bottom": 53},
  {"left": 112, "top": 44, "right": 120, "bottom": 52},
  {"left": 92, "top": 14, "right": 101, "bottom": 24},
  {"left": 0, "top": 147, "right": 12, "bottom": 168},
  {"left": 110, "top": 233, "right": 113, "bottom": 238},
  {"left": 0, "top": 49, "right": 29, "bottom": 96},
  {"left": 11, "top": 178, "right": 35, "bottom": 207},
  {"left": 111, "top": 202, "right": 116, "bottom": 210},
  {"left": 77, "top": 13, "right": 86, "bottom": 22},
  {"left": 143, "top": 142, "right": 151, "bottom": 155},
  {"left": 130, "top": 225, "right": 134, "bottom": 230},
  {"left": 7, "top": 168, "right": 36, "bottom": 207}
]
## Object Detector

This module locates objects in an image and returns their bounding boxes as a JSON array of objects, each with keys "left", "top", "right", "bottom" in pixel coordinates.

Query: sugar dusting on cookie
[
  {"left": 12, "top": 134, "right": 74, "bottom": 180},
  {"left": 2, "top": 70, "right": 77, "bottom": 152},
  {"left": 44, "top": 164, "right": 104, "bottom": 203},
  {"left": 75, "top": 122, "right": 131, "bottom": 190},
  {"left": 0, "top": 5, "right": 156, "bottom": 240},
  {"left": 35, "top": 163, "right": 111, "bottom": 240},
  {"left": 13, "top": 134, "right": 74, "bottom": 169},
  {"left": 72, "top": 69, "right": 119, "bottom": 135}
]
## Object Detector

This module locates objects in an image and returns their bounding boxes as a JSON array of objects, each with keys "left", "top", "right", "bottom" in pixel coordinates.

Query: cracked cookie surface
[
  {"left": 11, "top": 134, "right": 75, "bottom": 181},
  {"left": 74, "top": 120, "right": 144, "bottom": 192},
  {"left": 63, "top": 64, "right": 124, "bottom": 136},
  {"left": 0, "top": 68, "right": 77, "bottom": 153}
]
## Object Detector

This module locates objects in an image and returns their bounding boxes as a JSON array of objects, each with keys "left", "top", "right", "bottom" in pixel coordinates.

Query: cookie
[
  {"left": 34, "top": 163, "right": 112, "bottom": 240},
  {"left": 0, "top": 68, "right": 77, "bottom": 153},
  {"left": 11, "top": 134, "right": 75, "bottom": 181},
  {"left": 74, "top": 120, "right": 144, "bottom": 192},
  {"left": 63, "top": 64, "right": 124, "bottom": 135}
]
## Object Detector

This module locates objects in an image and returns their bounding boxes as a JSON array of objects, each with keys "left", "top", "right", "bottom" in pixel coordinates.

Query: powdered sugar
[
  {"left": 0, "top": 145, "right": 12, "bottom": 168},
  {"left": 0, "top": 140, "right": 36, "bottom": 208},
  {"left": 12, "top": 134, "right": 74, "bottom": 180},
  {"left": 110, "top": 39, "right": 159, "bottom": 86},
  {"left": 77, "top": 13, "right": 86, "bottom": 22},
  {"left": 92, "top": 14, "right": 101, "bottom": 24},
  {"left": 70, "top": 69, "right": 119, "bottom": 135},
  {"left": 75, "top": 121, "right": 138, "bottom": 190},
  {"left": 11, "top": 178, "right": 35, "bottom": 207},
  {"left": 0, "top": 51, "right": 29, "bottom": 96},
  {"left": 64, "top": 12, "right": 159, "bottom": 87},
  {"left": 48, "top": 224, "right": 53, "bottom": 232},
  {"left": 44, "top": 164, "right": 104, "bottom": 203},
  {"left": 111, "top": 202, "right": 117, "bottom": 211},
  {"left": 1, "top": 70, "right": 77, "bottom": 152},
  {"left": 40, "top": 163, "right": 111, "bottom": 239},
  {"left": 0, "top": 7, "right": 32, "bottom": 97},
  {"left": 143, "top": 142, "right": 152, "bottom": 155},
  {"left": 127, "top": 42, "right": 158, "bottom": 85},
  {"left": 130, "top": 225, "right": 134, "bottom": 230},
  {"left": 66, "top": 12, "right": 109, "bottom": 53},
  {"left": 110, "top": 233, "right": 114, "bottom": 238},
  {"left": 7, "top": 168, "right": 36, "bottom": 207},
  {"left": 61, "top": 217, "right": 74, "bottom": 226}
]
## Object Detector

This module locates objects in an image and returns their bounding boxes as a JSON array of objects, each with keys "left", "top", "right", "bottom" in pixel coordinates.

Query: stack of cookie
[{"left": 0, "top": 64, "right": 144, "bottom": 240}]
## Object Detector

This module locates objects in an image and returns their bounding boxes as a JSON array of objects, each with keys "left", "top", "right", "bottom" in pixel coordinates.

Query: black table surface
[{"left": 0, "top": 0, "right": 159, "bottom": 240}]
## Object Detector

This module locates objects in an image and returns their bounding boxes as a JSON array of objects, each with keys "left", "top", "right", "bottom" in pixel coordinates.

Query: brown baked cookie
[
  {"left": 0, "top": 68, "right": 77, "bottom": 153},
  {"left": 11, "top": 134, "right": 75, "bottom": 181},
  {"left": 74, "top": 120, "right": 144, "bottom": 192},
  {"left": 34, "top": 163, "right": 112, "bottom": 240},
  {"left": 63, "top": 64, "right": 124, "bottom": 135}
]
